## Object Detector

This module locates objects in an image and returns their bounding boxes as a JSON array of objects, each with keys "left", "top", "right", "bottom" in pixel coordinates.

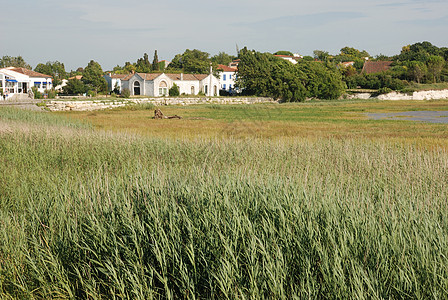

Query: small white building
[
  {"left": 104, "top": 73, "right": 127, "bottom": 93},
  {"left": 274, "top": 54, "right": 303, "bottom": 64},
  {"left": 121, "top": 71, "right": 220, "bottom": 97},
  {"left": 0, "top": 67, "right": 52, "bottom": 100},
  {"left": 218, "top": 64, "right": 237, "bottom": 93}
]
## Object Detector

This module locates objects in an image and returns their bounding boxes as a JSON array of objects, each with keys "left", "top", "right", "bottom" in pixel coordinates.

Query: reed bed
[{"left": 0, "top": 108, "right": 448, "bottom": 299}]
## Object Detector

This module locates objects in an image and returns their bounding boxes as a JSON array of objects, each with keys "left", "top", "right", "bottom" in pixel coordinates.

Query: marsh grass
[
  {"left": 57, "top": 101, "right": 448, "bottom": 146},
  {"left": 1, "top": 107, "right": 448, "bottom": 299}
]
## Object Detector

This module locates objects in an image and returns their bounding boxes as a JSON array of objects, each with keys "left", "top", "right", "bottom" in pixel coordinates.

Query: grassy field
[
  {"left": 56, "top": 100, "right": 448, "bottom": 146},
  {"left": 1, "top": 101, "right": 448, "bottom": 299}
]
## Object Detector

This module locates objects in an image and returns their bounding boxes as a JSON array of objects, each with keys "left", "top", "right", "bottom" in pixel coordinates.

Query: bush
[
  {"left": 378, "top": 87, "right": 393, "bottom": 94},
  {"left": 87, "top": 90, "right": 97, "bottom": 97},
  {"left": 169, "top": 83, "right": 180, "bottom": 96},
  {"left": 121, "top": 88, "right": 131, "bottom": 98},
  {"left": 32, "top": 87, "right": 43, "bottom": 99},
  {"left": 46, "top": 89, "right": 57, "bottom": 99}
]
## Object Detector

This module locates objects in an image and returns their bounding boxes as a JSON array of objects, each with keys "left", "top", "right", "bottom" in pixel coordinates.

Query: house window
[
  {"left": 159, "top": 81, "right": 168, "bottom": 96},
  {"left": 204, "top": 85, "right": 208, "bottom": 94},
  {"left": 229, "top": 74, "right": 232, "bottom": 79},
  {"left": 42, "top": 82, "right": 47, "bottom": 90},
  {"left": 223, "top": 74, "right": 226, "bottom": 81},
  {"left": 34, "top": 83, "right": 41, "bottom": 88},
  {"left": 229, "top": 84, "right": 232, "bottom": 90},
  {"left": 223, "top": 84, "right": 226, "bottom": 90}
]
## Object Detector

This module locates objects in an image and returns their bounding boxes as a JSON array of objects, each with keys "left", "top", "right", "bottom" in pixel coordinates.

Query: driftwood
[{"left": 153, "top": 109, "right": 182, "bottom": 119}]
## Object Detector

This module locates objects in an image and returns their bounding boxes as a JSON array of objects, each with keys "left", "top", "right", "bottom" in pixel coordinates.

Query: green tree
[
  {"left": 427, "top": 55, "right": 445, "bottom": 83},
  {"left": 62, "top": 78, "right": 87, "bottom": 95},
  {"left": 340, "top": 47, "right": 370, "bottom": 59},
  {"left": 273, "top": 51, "right": 294, "bottom": 56},
  {"left": 124, "top": 62, "right": 136, "bottom": 74},
  {"left": 82, "top": 60, "right": 107, "bottom": 94},
  {"left": 152, "top": 50, "right": 160, "bottom": 71},
  {"left": 34, "top": 61, "right": 66, "bottom": 86},
  {"left": 211, "top": 52, "right": 236, "bottom": 65},
  {"left": 408, "top": 61, "right": 427, "bottom": 84},
  {"left": 0, "top": 55, "right": 32, "bottom": 69},
  {"left": 396, "top": 41, "right": 443, "bottom": 63},
  {"left": 167, "top": 49, "right": 216, "bottom": 74},
  {"left": 237, "top": 48, "right": 307, "bottom": 102},
  {"left": 313, "top": 50, "right": 330, "bottom": 61},
  {"left": 136, "top": 53, "right": 151, "bottom": 73},
  {"left": 297, "top": 61, "right": 346, "bottom": 99}
]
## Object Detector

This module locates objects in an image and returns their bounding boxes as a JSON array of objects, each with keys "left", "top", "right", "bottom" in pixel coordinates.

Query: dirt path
[{"left": 0, "top": 101, "right": 44, "bottom": 111}]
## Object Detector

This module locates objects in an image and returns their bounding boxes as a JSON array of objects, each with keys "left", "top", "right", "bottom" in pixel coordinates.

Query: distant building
[
  {"left": 158, "top": 60, "right": 170, "bottom": 69},
  {"left": 340, "top": 61, "right": 355, "bottom": 67},
  {"left": 121, "top": 71, "right": 220, "bottom": 97},
  {"left": 362, "top": 61, "right": 393, "bottom": 74},
  {"left": 274, "top": 54, "right": 303, "bottom": 64},
  {"left": 103, "top": 73, "right": 127, "bottom": 93},
  {"left": 0, "top": 67, "right": 52, "bottom": 100},
  {"left": 229, "top": 59, "right": 240, "bottom": 68},
  {"left": 217, "top": 64, "right": 237, "bottom": 93}
]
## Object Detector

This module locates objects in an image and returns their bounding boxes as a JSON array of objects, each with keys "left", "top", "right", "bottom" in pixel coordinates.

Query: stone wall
[
  {"left": 45, "top": 97, "right": 275, "bottom": 111},
  {"left": 378, "top": 90, "right": 448, "bottom": 100},
  {"left": 347, "top": 89, "right": 448, "bottom": 101}
]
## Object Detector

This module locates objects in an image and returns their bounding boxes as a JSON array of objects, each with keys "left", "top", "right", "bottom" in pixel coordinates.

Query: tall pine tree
[{"left": 152, "top": 50, "right": 159, "bottom": 71}]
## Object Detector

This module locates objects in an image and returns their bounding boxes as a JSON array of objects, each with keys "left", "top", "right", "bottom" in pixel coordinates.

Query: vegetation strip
[{"left": 1, "top": 106, "right": 448, "bottom": 298}]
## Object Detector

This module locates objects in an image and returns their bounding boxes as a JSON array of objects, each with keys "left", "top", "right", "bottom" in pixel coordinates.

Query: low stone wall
[
  {"left": 45, "top": 97, "right": 275, "bottom": 111},
  {"left": 378, "top": 90, "right": 448, "bottom": 100},
  {"left": 347, "top": 89, "right": 448, "bottom": 101}
]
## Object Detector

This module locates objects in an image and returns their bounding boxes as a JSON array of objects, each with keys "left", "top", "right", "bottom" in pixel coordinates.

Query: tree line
[{"left": 1, "top": 41, "right": 448, "bottom": 100}]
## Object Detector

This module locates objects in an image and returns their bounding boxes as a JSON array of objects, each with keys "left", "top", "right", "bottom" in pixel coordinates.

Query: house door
[
  {"left": 22, "top": 83, "right": 28, "bottom": 93},
  {"left": 133, "top": 81, "right": 141, "bottom": 96}
]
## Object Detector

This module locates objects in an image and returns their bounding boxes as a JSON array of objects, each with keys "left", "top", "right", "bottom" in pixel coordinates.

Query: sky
[{"left": 1, "top": 0, "right": 447, "bottom": 71}]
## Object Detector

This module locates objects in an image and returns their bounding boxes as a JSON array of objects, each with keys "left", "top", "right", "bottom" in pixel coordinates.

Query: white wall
[{"left": 219, "top": 71, "right": 236, "bottom": 92}]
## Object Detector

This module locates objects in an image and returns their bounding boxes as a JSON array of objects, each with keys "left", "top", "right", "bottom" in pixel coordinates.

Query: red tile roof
[
  {"left": 110, "top": 74, "right": 127, "bottom": 79},
  {"left": 362, "top": 61, "right": 393, "bottom": 74},
  {"left": 9, "top": 67, "right": 52, "bottom": 78},
  {"left": 166, "top": 73, "right": 208, "bottom": 81},
  {"left": 122, "top": 73, "right": 209, "bottom": 81},
  {"left": 217, "top": 64, "right": 237, "bottom": 72}
]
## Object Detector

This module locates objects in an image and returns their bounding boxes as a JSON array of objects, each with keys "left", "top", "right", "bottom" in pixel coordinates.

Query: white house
[
  {"left": 274, "top": 54, "right": 303, "bottom": 64},
  {"left": 104, "top": 73, "right": 127, "bottom": 93},
  {"left": 217, "top": 64, "right": 237, "bottom": 93},
  {"left": 121, "top": 71, "right": 220, "bottom": 97},
  {"left": 0, "top": 67, "right": 52, "bottom": 100}
]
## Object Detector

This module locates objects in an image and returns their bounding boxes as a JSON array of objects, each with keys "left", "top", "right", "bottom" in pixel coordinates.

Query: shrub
[
  {"left": 87, "top": 90, "right": 97, "bottom": 97},
  {"left": 169, "top": 83, "right": 180, "bottom": 96},
  {"left": 121, "top": 88, "right": 131, "bottom": 98},
  {"left": 32, "top": 86, "right": 43, "bottom": 99},
  {"left": 46, "top": 89, "right": 57, "bottom": 99},
  {"left": 378, "top": 87, "right": 392, "bottom": 94}
]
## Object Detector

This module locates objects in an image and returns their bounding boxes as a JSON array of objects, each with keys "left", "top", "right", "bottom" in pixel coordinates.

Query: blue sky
[{"left": 1, "top": 0, "right": 447, "bottom": 71}]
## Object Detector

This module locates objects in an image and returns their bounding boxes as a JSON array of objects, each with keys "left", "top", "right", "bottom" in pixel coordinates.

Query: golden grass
[{"left": 55, "top": 100, "right": 448, "bottom": 149}]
